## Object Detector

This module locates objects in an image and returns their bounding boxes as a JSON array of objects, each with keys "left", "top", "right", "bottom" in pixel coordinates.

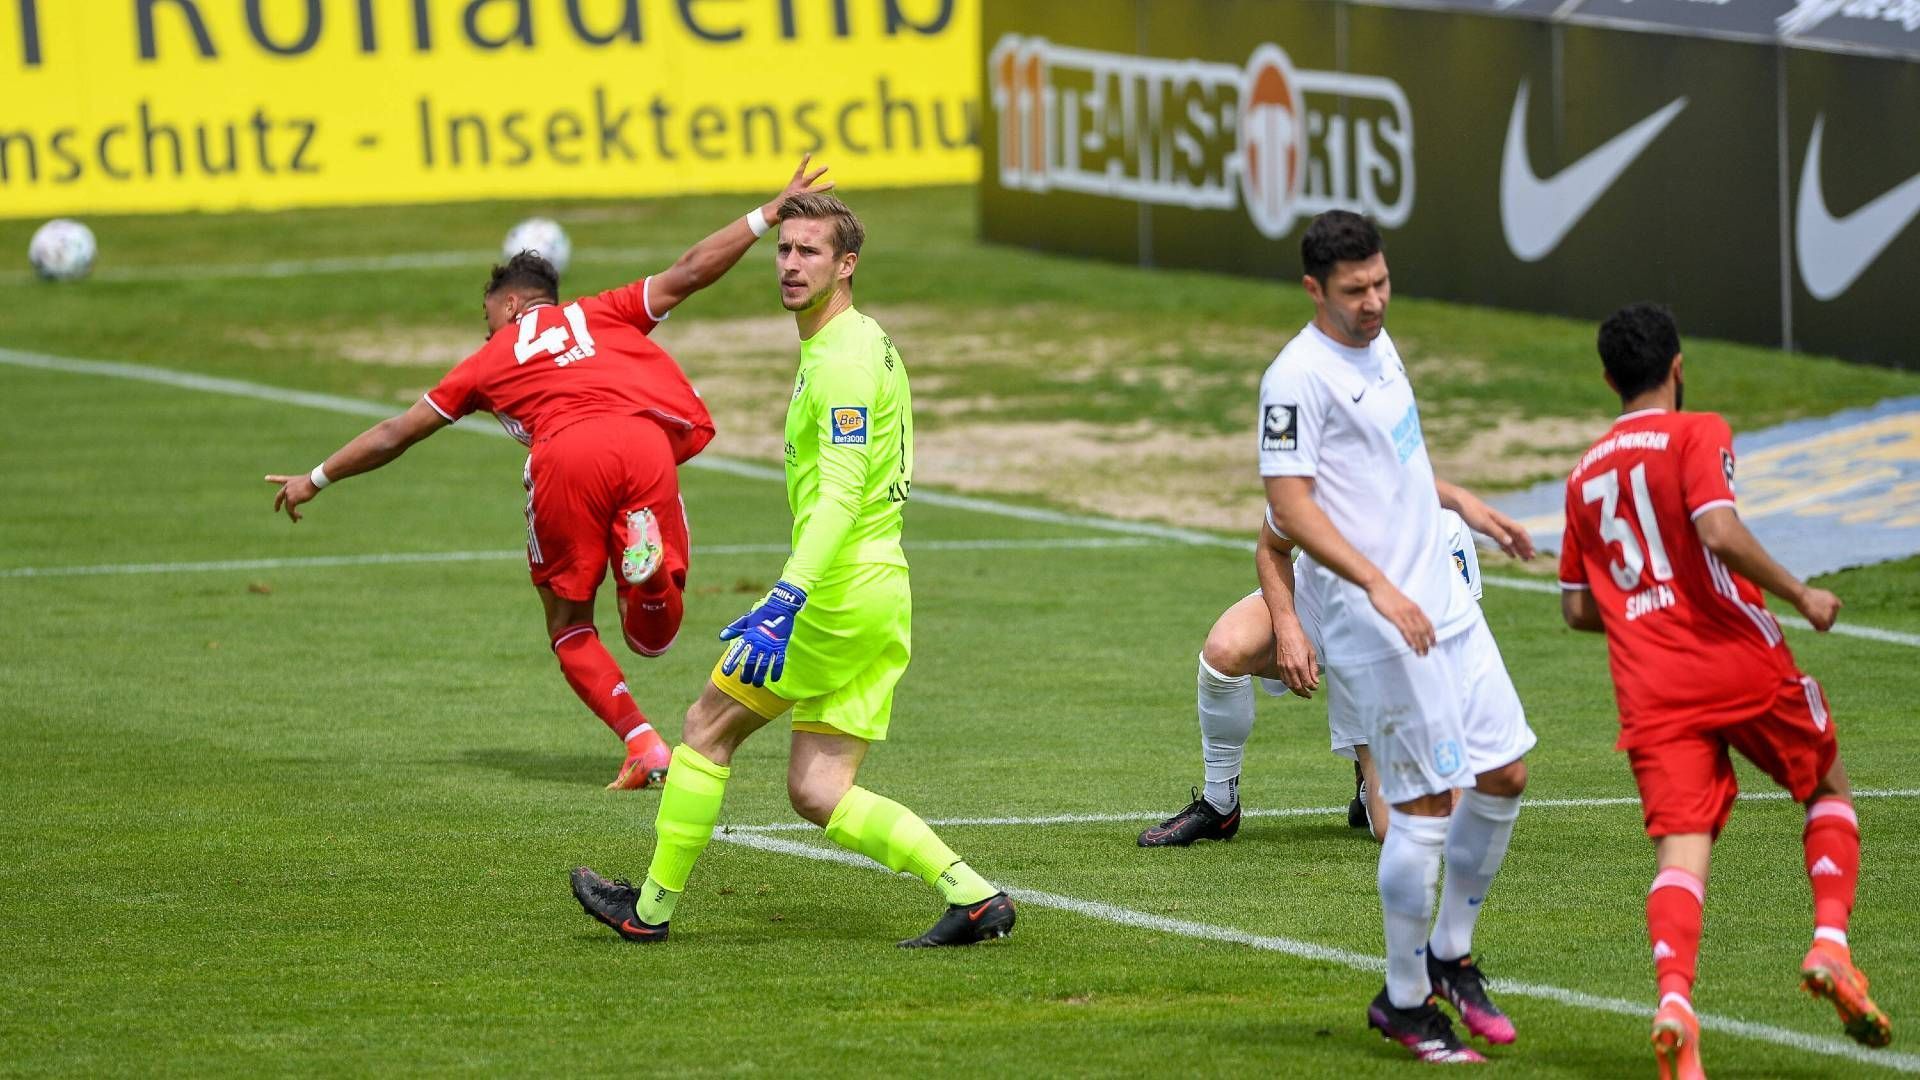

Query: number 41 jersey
[
  {"left": 424, "top": 277, "right": 715, "bottom": 463},
  {"left": 1559, "top": 408, "right": 1800, "bottom": 744}
]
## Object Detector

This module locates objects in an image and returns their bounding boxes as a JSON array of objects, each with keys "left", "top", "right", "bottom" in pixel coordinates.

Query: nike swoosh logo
[
  {"left": 1351, "top": 388, "right": 1366, "bottom": 404},
  {"left": 1500, "top": 82, "right": 1688, "bottom": 262},
  {"left": 619, "top": 918, "right": 663, "bottom": 936},
  {"left": 1796, "top": 115, "right": 1920, "bottom": 301},
  {"left": 968, "top": 901, "right": 995, "bottom": 921}
]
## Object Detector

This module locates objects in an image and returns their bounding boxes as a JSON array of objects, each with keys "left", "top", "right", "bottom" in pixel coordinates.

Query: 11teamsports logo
[{"left": 989, "top": 35, "right": 1415, "bottom": 239}]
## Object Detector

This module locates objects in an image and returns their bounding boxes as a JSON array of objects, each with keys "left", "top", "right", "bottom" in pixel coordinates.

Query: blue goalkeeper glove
[{"left": 718, "top": 580, "right": 807, "bottom": 687}]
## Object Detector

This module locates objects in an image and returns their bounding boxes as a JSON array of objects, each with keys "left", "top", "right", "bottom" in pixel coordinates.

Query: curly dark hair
[
  {"left": 485, "top": 250, "right": 559, "bottom": 300},
  {"left": 1597, "top": 303, "right": 1682, "bottom": 401},
  {"left": 1300, "top": 210, "right": 1382, "bottom": 285}
]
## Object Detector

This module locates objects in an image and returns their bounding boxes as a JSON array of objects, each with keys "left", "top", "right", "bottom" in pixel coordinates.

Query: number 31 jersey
[
  {"left": 424, "top": 277, "right": 715, "bottom": 463},
  {"left": 1559, "top": 408, "right": 1799, "bottom": 744}
]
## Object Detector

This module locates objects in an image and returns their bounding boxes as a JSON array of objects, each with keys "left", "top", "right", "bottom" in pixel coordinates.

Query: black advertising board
[
  {"left": 1564, "top": 0, "right": 1799, "bottom": 41},
  {"left": 981, "top": 0, "right": 1146, "bottom": 265},
  {"left": 1786, "top": 0, "right": 1920, "bottom": 57},
  {"left": 1784, "top": 46, "right": 1920, "bottom": 365},
  {"left": 980, "top": 0, "right": 1920, "bottom": 370},
  {"left": 1341, "top": 11, "right": 1782, "bottom": 342},
  {"left": 1133, "top": 0, "right": 1338, "bottom": 277},
  {"left": 1352, "top": 0, "right": 1570, "bottom": 19},
  {"left": 1536, "top": 25, "right": 1784, "bottom": 341}
]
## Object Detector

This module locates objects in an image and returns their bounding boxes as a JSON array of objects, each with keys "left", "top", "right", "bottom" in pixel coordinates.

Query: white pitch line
[
  {"left": 1479, "top": 574, "right": 1920, "bottom": 646},
  {"left": 715, "top": 830, "right": 1920, "bottom": 1073},
  {"left": 725, "top": 788, "right": 1920, "bottom": 834},
  {"left": 0, "top": 536, "right": 1153, "bottom": 581},
  {"left": 4, "top": 347, "right": 1917, "bottom": 650},
  {"left": 7, "top": 346, "right": 1913, "bottom": 1067}
]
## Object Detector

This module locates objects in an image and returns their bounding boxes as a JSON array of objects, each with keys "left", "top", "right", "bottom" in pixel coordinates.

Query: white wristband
[
  {"left": 745, "top": 208, "right": 771, "bottom": 238},
  {"left": 309, "top": 464, "right": 331, "bottom": 490}
]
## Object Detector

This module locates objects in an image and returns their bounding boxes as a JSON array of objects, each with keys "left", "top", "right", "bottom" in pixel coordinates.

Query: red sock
[
  {"left": 1647, "top": 867, "right": 1704, "bottom": 1002},
  {"left": 1804, "top": 798, "right": 1860, "bottom": 940},
  {"left": 621, "top": 579, "right": 684, "bottom": 656},
  {"left": 551, "top": 624, "right": 647, "bottom": 740}
]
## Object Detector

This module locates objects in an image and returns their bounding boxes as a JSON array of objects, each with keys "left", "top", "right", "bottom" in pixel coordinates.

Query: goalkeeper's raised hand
[{"left": 718, "top": 581, "right": 808, "bottom": 687}]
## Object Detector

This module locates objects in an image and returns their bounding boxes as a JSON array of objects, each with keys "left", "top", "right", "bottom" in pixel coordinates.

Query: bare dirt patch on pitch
[
  {"left": 1427, "top": 412, "right": 1609, "bottom": 489},
  {"left": 672, "top": 305, "right": 1612, "bottom": 531},
  {"left": 278, "top": 303, "right": 1601, "bottom": 532},
  {"left": 229, "top": 326, "right": 478, "bottom": 368}
]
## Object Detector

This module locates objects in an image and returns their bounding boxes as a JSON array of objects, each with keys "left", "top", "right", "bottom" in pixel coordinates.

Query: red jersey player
[
  {"left": 266, "top": 157, "right": 834, "bottom": 791},
  {"left": 1559, "top": 304, "right": 1892, "bottom": 1078}
]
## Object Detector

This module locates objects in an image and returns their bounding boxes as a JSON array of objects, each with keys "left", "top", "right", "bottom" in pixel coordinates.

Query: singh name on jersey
[{"left": 1559, "top": 409, "right": 1802, "bottom": 744}]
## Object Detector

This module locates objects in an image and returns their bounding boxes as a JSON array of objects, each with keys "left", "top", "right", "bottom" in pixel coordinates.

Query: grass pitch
[{"left": 2, "top": 189, "right": 1917, "bottom": 1077}]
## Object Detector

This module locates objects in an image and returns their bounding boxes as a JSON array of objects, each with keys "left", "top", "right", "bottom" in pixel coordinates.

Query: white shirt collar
[{"left": 1614, "top": 407, "right": 1669, "bottom": 425}]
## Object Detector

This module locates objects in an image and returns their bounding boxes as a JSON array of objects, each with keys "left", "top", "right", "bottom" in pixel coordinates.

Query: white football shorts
[{"left": 1334, "top": 611, "right": 1535, "bottom": 805}]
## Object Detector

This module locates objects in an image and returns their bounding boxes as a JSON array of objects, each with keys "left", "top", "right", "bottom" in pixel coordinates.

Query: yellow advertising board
[{"left": 0, "top": 0, "right": 978, "bottom": 216}]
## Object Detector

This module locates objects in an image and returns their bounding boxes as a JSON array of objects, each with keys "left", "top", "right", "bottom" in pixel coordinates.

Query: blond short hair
[{"left": 779, "top": 192, "right": 865, "bottom": 257}]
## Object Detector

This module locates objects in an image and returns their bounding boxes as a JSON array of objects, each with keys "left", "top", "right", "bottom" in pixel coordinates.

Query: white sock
[
  {"left": 1197, "top": 655, "right": 1253, "bottom": 813},
  {"left": 1381, "top": 809, "right": 1449, "bottom": 1008},
  {"left": 1430, "top": 790, "right": 1521, "bottom": 961}
]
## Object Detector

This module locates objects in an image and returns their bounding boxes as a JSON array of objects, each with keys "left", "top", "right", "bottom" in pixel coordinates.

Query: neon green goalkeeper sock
[
  {"left": 824, "top": 786, "right": 997, "bottom": 906},
  {"left": 638, "top": 744, "right": 731, "bottom": 924}
]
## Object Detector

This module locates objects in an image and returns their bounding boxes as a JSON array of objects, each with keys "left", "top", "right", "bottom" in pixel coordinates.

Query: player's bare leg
[
  {"left": 539, "top": 587, "right": 671, "bottom": 789},
  {"left": 1351, "top": 747, "right": 1460, "bottom": 845},
  {"left": 1797, "top": 759, "right": 1891, "bottom": 1046},
  {"left": 785, "top": 727, "right": 1014, "bottom": 946},
  {"left": 1143, "top": 596, "right": 1266, "bottom": 846},
  {"left": 1353, "top": 746, "right": 1387, "bottom": 842}
]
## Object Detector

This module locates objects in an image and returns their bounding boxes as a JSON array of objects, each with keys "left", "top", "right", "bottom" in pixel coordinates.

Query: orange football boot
[
  {"left": 1651, "top": 996, "right": 1705, "bottom": 1080},
  {"left": 1802, "top": 939, "right": 1893, "bottom": 1047},
  {"left": 607, "top": 733, "right": 671, "bottom": 791}
]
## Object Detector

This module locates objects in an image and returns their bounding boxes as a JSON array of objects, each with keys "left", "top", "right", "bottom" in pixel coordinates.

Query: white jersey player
[{"left": 1261, "top": 211, "right": 1535, "bottom": 1063}]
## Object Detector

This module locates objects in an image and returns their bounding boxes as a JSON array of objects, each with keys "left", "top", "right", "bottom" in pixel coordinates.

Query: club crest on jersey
[
  {"left": 831, "top": 406, "right": 869, "bottom": 445},
  {"left": 1262, "top": 403, "right": 1298, "bottom": 451},
  {"left": 1721, "top": 448, "right": 1736, "bottom": 493},
  {"left": 1452, "top": 549, "right": 1470, "bottom": 586}
]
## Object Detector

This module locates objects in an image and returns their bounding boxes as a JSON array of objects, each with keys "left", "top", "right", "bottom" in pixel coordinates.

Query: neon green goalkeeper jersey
[{"left": 779, "top": 307, "right": 913, "bottom": 591}]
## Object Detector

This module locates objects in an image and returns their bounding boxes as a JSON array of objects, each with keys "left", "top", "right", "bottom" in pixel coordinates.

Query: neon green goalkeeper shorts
[{"left": 710, "top": 563, "right": 911, "bottom": 742}]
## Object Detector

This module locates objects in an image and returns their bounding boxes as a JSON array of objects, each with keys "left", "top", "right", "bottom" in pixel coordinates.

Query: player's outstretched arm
[
  {"left": 1560, "top": 588, "right": 1604, "bottom": 632},
  {"left": 1694, "top": 507, "right": 1842, "bottom": 631},
  {"left": 264, "top": 400, "right": 449, "bottom": 523},
  {"left": 1435, "top": 477, "right": 1535, "bottom": 559},
  {"left": 1255, "top": 516, "right": 1318, "bottom": 698},
  {"left": 645, "top": 155, "right": 833, "bottom": 318},
  {"left": 1265, "top": 475, "right": 1436, "bottom": 655}
]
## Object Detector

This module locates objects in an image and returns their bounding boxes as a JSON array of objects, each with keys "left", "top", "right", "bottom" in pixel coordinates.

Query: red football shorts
[
  {"left": 522, "top": 415, "right": 690, "bottom": 603},
  {"left": 1627, "top": 675, "right": 1838, "bottom": 839}
]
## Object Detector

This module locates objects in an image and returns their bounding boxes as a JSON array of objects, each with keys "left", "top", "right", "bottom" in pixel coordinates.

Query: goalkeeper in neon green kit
[{"left": 571, "top": 189, "right": 1016, "bottom": 947}]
